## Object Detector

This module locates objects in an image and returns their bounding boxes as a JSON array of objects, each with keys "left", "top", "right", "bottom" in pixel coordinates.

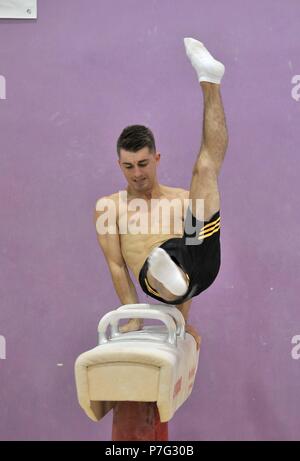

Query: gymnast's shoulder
[{"left": 94, "top": 193, "right": 119, "bottom": 222}]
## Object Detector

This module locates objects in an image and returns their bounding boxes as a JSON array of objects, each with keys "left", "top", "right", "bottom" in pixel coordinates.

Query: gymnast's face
[{"left": 118, "top": 146, "right": 160, "bottom": 194}]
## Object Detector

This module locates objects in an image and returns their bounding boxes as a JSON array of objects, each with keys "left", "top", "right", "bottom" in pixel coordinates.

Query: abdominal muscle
[
  {"left": 115, "top": 187, "right": 188, "bottom": 281},
  {"left": 120, "top": 233, "right": 179, "bottom": 280}
]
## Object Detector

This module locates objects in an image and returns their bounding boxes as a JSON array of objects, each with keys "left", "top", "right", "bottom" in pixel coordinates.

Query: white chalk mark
[{"left": 0, "top": 335, "right": 6, "bottom": 359}]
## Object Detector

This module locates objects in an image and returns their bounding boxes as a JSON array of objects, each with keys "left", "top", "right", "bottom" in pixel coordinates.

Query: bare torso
[{"left": 108, "top": 185, "right": 189, "bottom": 281}]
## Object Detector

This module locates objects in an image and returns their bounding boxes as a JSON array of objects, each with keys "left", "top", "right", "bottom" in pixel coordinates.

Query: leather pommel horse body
[{"left": 74, "top": 303, "right": 200, "bottom": 441}]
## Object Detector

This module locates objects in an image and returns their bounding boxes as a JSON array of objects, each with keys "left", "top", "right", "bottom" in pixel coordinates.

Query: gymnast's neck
[{"left": 126, "top": 181, "right": 164, "bottom": 200}]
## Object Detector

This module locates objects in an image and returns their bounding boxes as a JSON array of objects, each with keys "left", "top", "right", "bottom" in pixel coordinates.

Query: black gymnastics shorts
[{"left": 138, "top": 208, "right": 221, "bottom": 305}]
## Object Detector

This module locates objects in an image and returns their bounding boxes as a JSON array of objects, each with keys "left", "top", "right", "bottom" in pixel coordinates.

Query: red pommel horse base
[{"left": 112, "top": 402, "right": 168, "bottom": 441}]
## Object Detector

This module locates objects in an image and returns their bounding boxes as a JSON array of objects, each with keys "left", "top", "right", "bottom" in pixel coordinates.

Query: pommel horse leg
[{"left": 112, "top": 402, "right": 168, "bottom": 441}]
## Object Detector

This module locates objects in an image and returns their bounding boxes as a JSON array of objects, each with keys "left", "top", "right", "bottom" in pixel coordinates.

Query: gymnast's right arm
[{"left": 94, "top": 198, "right": 139, "bottom": 305}]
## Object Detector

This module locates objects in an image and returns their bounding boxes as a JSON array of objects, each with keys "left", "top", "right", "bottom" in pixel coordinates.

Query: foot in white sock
[
  {"left": 183, "top": 37, "right": 225, "bottom": 84},
  {"left": 147, "top": 248, "right": 189, "bottom": 297}
]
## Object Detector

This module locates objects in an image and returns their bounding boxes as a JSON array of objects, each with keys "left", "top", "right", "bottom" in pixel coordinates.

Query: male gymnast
[{"left": 94, "top": 38, "right": 228, "bottom": 348}]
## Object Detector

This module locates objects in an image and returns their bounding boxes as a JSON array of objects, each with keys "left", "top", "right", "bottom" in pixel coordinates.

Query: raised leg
[
  {"left": 183, "top": 38, "right": 228, "bottom": 221},
  {"left": 189, "top": 82, "right": 228, "bottom": 221}
]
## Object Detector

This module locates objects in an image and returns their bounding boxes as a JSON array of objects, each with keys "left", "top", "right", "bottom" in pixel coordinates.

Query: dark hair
[{"left": 117, "top": 125, "right": 156, "bottom": 157}]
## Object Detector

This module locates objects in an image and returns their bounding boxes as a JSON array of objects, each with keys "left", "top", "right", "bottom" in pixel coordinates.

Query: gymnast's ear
[{"left": 154, "top": 152, "right": 161, "bottom": 163}]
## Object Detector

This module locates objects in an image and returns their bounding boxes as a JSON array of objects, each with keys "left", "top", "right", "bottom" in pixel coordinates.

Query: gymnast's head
[{"left": 117, "top": 125, "right": 161, "bottom": 194}]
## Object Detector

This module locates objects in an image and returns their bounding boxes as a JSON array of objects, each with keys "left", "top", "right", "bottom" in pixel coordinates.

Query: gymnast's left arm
[
  {"left": 176, "top": 300, "right": 201, "bottom": 350},
  {"left": 176, "top": 299, "right": 192, "bottom": 322}
]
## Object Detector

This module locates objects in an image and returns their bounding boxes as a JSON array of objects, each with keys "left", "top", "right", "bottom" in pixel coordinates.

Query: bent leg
[
  {"left": 146, "top": 268, "right": 188, "bottom": 303},
  {"left": 189, "top": 82, "right": 228, "bottom": 221}
]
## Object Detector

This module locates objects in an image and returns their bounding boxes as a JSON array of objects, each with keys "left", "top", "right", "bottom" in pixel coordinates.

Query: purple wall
[{"left": 1, "top": 0, "right": 300, "bottom": 441}]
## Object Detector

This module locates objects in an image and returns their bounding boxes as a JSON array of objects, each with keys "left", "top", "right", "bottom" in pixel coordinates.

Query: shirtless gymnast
[{"left": 94, "top": 38, "right": 228, "bottom": 348}]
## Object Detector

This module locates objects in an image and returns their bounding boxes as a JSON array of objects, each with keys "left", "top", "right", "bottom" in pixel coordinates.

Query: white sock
[
  {"left": 183, "top": 37, "right": 225, "bottom": 84},
  {"left": 147, "top": 248, "right": 189, "bottom": 297}
]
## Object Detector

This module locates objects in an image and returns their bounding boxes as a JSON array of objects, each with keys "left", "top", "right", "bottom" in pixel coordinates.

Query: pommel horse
[{"left": 75, "top": 303, "right": 200, "bottom": 441}]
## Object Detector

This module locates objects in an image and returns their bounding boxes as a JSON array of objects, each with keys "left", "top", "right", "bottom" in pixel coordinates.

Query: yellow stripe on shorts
[
  {"left": 144, "top": 277, "right": 160, "bottom": 296},
  {"left": 198, "top": 216, "right": 220, "bottom": 240}
]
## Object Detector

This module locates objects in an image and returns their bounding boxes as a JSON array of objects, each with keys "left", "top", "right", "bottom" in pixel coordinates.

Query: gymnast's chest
[{"left": 117, "top": 199, "right": 184, "bottom": 236}]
